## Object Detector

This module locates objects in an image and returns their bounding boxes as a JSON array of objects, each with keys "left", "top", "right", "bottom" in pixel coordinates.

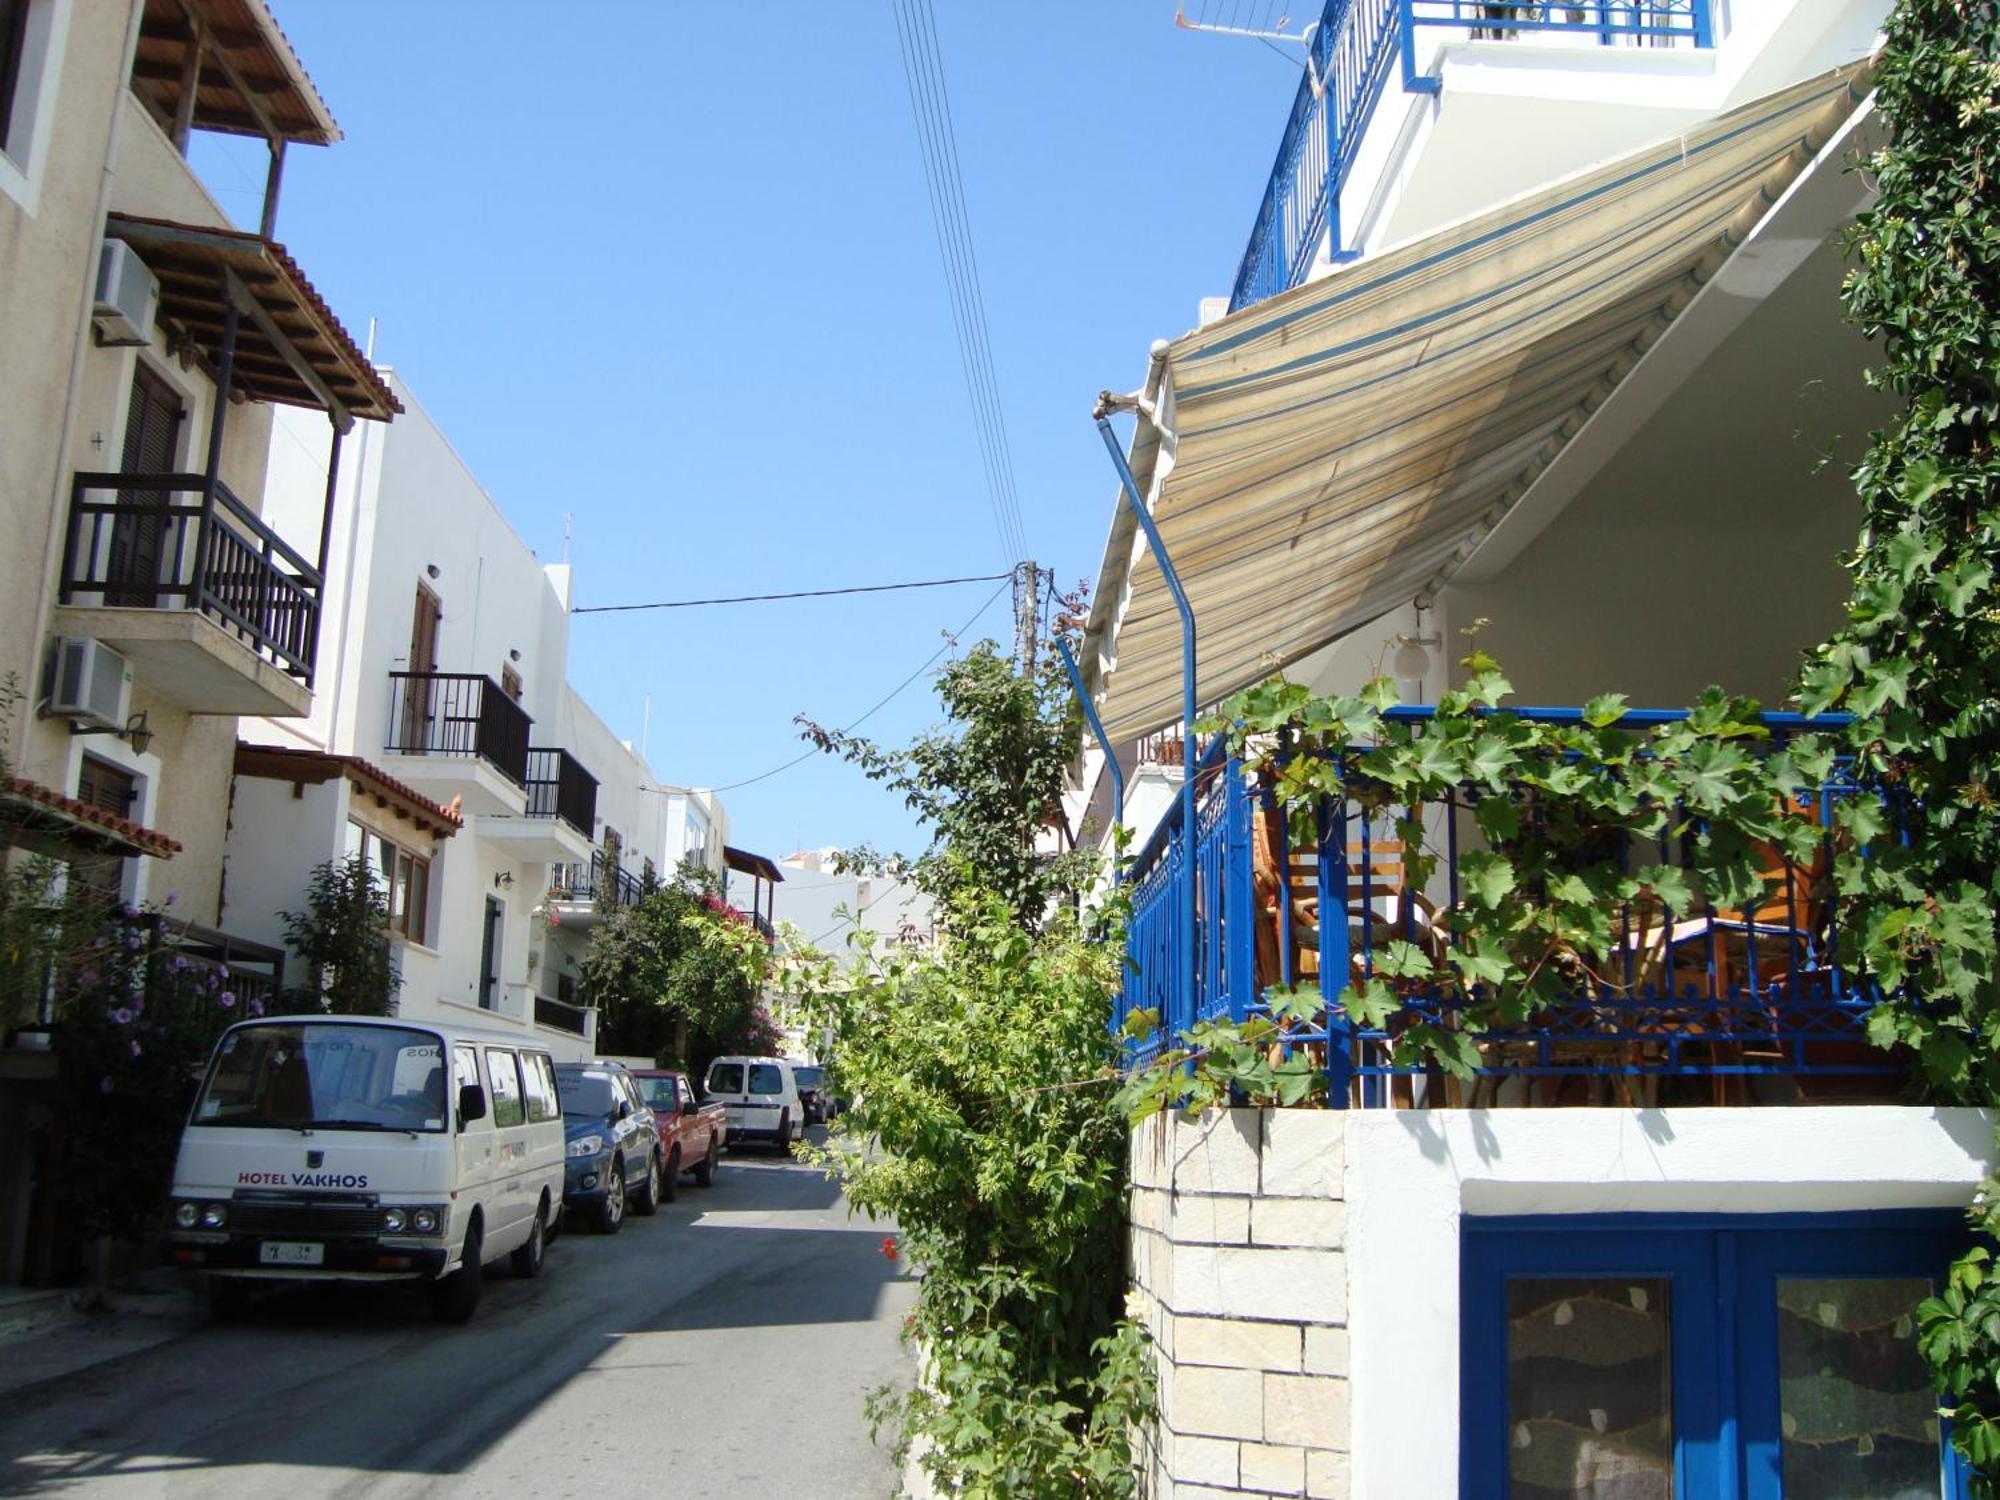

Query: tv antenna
[{"left": 1173, "top": 3, "right": 1330, "bottom": 98}]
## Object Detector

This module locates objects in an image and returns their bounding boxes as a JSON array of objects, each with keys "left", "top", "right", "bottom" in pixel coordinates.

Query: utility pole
[{"left": 1012, "top": 559, "right": 1041, "bottom": 675}]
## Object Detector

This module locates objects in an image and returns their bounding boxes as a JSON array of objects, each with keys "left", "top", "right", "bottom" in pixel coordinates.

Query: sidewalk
[{"left": 0, "top": 1280, "right": 199, "bottom": 1400}]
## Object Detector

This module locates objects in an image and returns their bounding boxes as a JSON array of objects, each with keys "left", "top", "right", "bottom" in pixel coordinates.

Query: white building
[
  {"left": 1074, "top": 4, "right": 1993, "bottom": 1496},
  {"left": 756, "top": 848, "right": 936, "bottom": 961},
  {"left": 227, "top": 376, "right": 701, "bottom": 1060}
]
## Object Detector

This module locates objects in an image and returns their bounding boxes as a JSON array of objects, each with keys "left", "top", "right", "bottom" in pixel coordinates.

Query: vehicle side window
[
  {"left": 619, "top": 1074, "right": 644, "bottom": 1115},
  {"left": 521, "top": 1051, "right": 558, "bottom": 1123},
  {"left": 484, "top": 1048, "right": 525, "bottom": 1128},
  {"left": 453, "top": 1044, "right": 483, "bottom": 1127},
  {"left": 747, "top": 1063, "right": 784, "bottom": 1095},
  {"left": 708, "top": 1062, "right": 744, "bottom": 1095}
]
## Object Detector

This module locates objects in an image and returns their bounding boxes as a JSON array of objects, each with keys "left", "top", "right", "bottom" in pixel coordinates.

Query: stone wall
[{"left": 1128, "top": 1109, "right": 1350, "bottom": 1499}]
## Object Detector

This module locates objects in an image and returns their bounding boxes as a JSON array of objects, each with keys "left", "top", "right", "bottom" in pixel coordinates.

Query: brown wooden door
[
  {"left": 108, "top": 365, "right": 183, "bottom": 607},
  {"left": 402, "top": 582, "right": 442, "bottom": 749}
]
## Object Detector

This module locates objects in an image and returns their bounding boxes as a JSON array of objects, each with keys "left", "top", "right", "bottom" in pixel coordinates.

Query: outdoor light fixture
[
  {"left": 71, "top": 710, "right": 154, "bottom": 757},
  {"left": 508, "top": 648, "right": 521, "bottom": 662},
  {"left": 1393, "top": 634, "right": 1440, "bottom": 680},
  {"left": 493, "top": 871, "right": 514, "bottom": 889},
  {"left": 425, "top": 563, "right": 441, "bottom": 579}
]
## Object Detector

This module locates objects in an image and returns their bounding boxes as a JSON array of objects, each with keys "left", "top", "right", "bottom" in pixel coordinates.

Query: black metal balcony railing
[
  {"left": 751, "top": 913, "right": 775, "bottom": 945},
  {"left": 60, "top": 472, "right": 323, "bottom": 681},
  {"left": 549, "top": 852, "right": 645, "bottom": 911},
  {"left": 534, "top": 994, "right": 591, "bottom": 1037},
  {"left": 524, "top": 748, "right": 598, "bottom": 838},
  {"left": 384, "top": 673, "right": 531, "bottom": 787}
]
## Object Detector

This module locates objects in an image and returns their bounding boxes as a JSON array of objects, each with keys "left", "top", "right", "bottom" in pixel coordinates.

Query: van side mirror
[{"left": 457, "top": 1084, "right": 487, "bottom": 1129}]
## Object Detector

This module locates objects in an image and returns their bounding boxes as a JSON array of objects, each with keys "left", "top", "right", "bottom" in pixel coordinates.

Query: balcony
[
  {"left": 382, "top": 672, "right": 531, "bottom": 818},
  {"left": 547, "top": 853, "right": 646, "bottom": 930},
  {"left": 533, "top": 993, "right": 597, "bottom": 1047},
  {"left": 1229, "top": 0, "right": 1715, "bottom": 310},
  {"left": 53, "top": 472, "right": 321, "bottom": 717},
  {"left": 481, "top": 748, "right": 598, "bottom": 863},
  {"left": 1120, "top": 707, "right": 1908, "bottom": 1108}
]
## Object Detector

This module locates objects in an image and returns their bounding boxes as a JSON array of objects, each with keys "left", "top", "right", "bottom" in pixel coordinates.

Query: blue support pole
[
  {"left": 1096, "top": 414, "right": 1201, "bottom": 1046},
  {"left": 1054, "top": 633, "right": 1124, "bottom": 870}
]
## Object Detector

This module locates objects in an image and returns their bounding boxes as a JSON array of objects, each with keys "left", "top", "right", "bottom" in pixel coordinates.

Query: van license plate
[{"left": 259, "top": 1241, "right": 323, "bottom": 1266}]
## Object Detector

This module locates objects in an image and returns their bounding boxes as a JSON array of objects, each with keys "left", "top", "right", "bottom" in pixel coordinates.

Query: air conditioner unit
[
  {"left": 46, "top": 638, "right": 133, "bottom": 730},
  {"left": 92, "top": 239, "right": 158, "bottom": 348}
]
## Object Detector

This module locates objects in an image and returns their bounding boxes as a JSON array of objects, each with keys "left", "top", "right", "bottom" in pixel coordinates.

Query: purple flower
[
  {"left": 170, "top": 956, "right": 189, "bottom": 973},
  {"left": 111, "top": 1007, "right": 132, "bottom": 1025},
  {"left": 217, "top": 965, "right": 230, "bottom": 980},
  {"left": 219, "top": 992, "right": 236, "bottom": 1009},
  {"left": 129, "top": 1039, "right": 142, "bottom": 1057},
  {"left": 78, "top": 967, "right": 99, "bottom": 987},
  {"left": 247, "top": 998, "right": 265, "bottom": 1017},
  {"left": 98, "top": 1077, "right": 113, "bottom": 1094},
  {"left": 92, "top": 936, "right": 107, "bottom": 950},
  {"left": 162, "top": 890, "right": 178, "bottom": 907},
  {"left": 125, "top": 932, "right": 143, "bottom": 951}
]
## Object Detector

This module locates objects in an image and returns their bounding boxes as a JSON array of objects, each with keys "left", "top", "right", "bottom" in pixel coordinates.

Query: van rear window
[
  {"left": 708, "top": 1063, "right": 744, "bottom": 1094},
  {"left": 747, "top": 1064, "right": 784, "bottom": 1095}
]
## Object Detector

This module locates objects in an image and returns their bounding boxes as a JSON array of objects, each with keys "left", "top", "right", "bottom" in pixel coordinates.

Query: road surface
[{"left": 0, "top": 1136, "right": 913, "bottom": 1498}]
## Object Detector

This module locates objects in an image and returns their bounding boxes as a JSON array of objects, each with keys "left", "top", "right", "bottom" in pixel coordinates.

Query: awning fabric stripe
[{"left": 1082, "top": 60, "right": 1872, "bottom": 743}]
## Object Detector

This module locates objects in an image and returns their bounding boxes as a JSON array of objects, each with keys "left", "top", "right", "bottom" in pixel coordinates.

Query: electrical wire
[
  {"left": 572, "top": 571, "right": 1010, "bottom": 615},
  {"left": 706, "top": 577, "right": 1009, "bottom": 793},
  {"left": 889, "top": 0, "right": 1030, "bottom": 570}
]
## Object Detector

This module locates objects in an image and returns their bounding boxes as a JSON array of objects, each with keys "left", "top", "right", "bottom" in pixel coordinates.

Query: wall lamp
[
  {"left": 426, "top": 563, "right": 441, "bottom": 580},
  {"left": 493, "top": 870, "right": 514, "bottom": 890},
  {"left": 71, "top": 710, "right": 154, "bottom": 757}
]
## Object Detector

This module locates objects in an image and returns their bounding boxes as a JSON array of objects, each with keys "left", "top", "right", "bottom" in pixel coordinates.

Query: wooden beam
[
  {"left": 169, "top": 12, "right": 204, "bottom": 152},
  {"left": 224, "top": 267, "right": 354, "bottom": 432}
]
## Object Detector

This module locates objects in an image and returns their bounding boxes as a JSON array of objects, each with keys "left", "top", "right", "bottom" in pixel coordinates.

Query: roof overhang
[
  {"left": 723, "top": 846, "right": 785, "bottom": 883},
  {"left": 2, "top": 776, "right": 182, "bottom": 860},
  {"left": 234, "top": 743, "right": 462, "bottom": 839},
  {"left": 107, "top": 214, "right": 400, "bottom": 429},
  {"left": 1081, "top": 60, "right": 1874, "bottom": 743},
  {"left": 132, "top": 0, "right": 340, "bottom": 146}
]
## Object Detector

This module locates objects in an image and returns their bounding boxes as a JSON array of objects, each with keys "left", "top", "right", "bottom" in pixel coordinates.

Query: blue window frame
[{"left": 1462, "top": 1212, "right": 1971, "bottom": 1500}]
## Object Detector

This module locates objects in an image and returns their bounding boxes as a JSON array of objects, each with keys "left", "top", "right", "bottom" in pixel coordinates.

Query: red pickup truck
[{"left": 629, "top": 1069, "right": 726, "bottom": 1194}]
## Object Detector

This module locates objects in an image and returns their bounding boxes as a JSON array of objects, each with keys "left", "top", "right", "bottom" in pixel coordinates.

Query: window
[
  {"left": 453, "top": 1044, "right": 480, "bottom": 1124},
  {"left": 1461, "top": 1213, "right": 1972, "bottom": 1500},
  {"left": 483, "top": 1048, "right": 524, "bottom": 1128},
  {"left": 192, "top": 1023, "right": 448, "bottom": 1132},
  {"left": 707, "top": 1062, "right": 744, "bottom": 1095},
  {"left": 635, "top": 1074, "right": 678, "bottom": 1113},
  {"left": 520, "top": 1051, "right": 558, "bottom": 1123},
  {"left": 0, "top": 0, "right": 28, "bottom": 158},
  {"left": 345, "top": 821, "right": 431, "bottom": 942},
  {"left": 75, "top": 755, "right": 138, "bottom": 900},
  {"left": 747, "top": 1063, "right": 784, "bottom": 1095}
]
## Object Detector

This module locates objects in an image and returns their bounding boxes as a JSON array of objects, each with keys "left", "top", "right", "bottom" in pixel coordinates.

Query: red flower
[{"left": 880, "top": 1236, "right": 899, "bottom": 1262}]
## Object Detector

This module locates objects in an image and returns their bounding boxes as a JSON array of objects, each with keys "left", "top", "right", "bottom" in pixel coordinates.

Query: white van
[
  {"left": 165, "top": 1014, "right": 565, "bottom": 1323},
  {"left": 702, "top": 1055, "right": 806, "bottom": 1152}
]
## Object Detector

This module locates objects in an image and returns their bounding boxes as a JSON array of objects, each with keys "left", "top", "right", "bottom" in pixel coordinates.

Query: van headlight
[
  {"left": 411, "top": 1207, "right": 441, "bottom": 1235},
  {"left": 197, "top": 1203, "right": 227, "bottom": 1230},
  {"left": 174, "top": 1201, "right": 199, "bottom": 1229},
  {"left": 567, "top": 1134, "right": 604, "bottom": 1158},
  {"left": 382, "top": 1208, "right": 407, "bottom": 1233}
]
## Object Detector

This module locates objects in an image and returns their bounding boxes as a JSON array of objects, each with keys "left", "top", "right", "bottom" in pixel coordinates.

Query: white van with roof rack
[{"left": 165, "top": 1013, "right": 565, "bottom": 1323}]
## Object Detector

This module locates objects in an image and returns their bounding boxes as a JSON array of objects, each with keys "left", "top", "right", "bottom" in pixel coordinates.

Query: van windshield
[
  {"left": 193, "top": 1023, "right": 448, "bottom": 1133},
  {"left": 708, "top": 1063, "right": 744, "bottom": 1094},
  {"left": 793, "top": 1067, "right": 823, "bottom": 1091}
]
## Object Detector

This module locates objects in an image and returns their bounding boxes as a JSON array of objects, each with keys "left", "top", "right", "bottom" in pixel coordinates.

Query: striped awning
[{"left": 1081, "top": 60, "right": 1873, "bottom": 743}]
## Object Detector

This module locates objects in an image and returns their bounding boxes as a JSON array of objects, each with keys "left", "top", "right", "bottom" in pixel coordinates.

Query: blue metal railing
[
  {"left": 1229, "top": 0, "right": 1714, "bottom": 310},
  {"left": 1119, "top": 706, "right": 1909, "bottom": 1106}
]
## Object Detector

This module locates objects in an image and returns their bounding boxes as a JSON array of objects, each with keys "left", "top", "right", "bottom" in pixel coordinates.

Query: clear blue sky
[{"left": 207, "top": 2, "right": 1300, "bottom": 863}]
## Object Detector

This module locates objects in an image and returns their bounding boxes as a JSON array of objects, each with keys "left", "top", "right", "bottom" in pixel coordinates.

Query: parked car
[
  {"left": 553, "top": 1061, "right": 664, "bottom": 1235},
  {"left": 703, "top": 1055, "right": 805, "bottom": 1152},
  {"left": 790, "top": 1063, "right": 830, "bottom": 1125},
  {"left": 629, "top": 1069, "right": 727, "bottom": 1188},
  {"left": 166, "top": 1015, "right": 564, "bottom": 1325}
]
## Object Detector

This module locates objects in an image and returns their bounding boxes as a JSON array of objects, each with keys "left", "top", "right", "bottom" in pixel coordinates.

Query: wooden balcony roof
[{"left": 132, "top": 0, "right": 339, "bottom": 147}]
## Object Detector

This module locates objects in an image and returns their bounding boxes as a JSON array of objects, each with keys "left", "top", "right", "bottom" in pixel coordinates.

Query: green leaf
[
  {"left": 1582, "top": 693, "right": 1630, "bottom": 729},
  {"left": 1373, "top": 940, "right": 1436, "bottom": 980},
  {"left": 1638, "top": 865, "right": 1693, "bottom": 914},
  {"left": 1460, "top": 850, "right": 1517, "bottom": 909}
]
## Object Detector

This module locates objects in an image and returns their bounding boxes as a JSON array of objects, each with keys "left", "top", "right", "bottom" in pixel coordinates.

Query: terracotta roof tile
[{"left": 2, "top": 776, "right": 182, "bottom": 859}]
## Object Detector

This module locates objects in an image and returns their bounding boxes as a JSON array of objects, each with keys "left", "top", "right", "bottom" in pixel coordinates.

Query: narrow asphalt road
[{"left": 0, "top": 1134, "right": 915, "bottom": 1498}]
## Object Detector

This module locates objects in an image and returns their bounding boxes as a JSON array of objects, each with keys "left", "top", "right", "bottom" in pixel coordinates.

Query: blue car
[{"left": 553, "top": 1062, "right": 665, "bottom": 1234}]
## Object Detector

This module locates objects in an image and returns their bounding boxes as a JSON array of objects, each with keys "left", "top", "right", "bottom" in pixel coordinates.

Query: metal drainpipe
[
  {"left": 1053, "top": 633, "right": 1122, "bottom": 880},
  {"left": 1094, "top": 415, "right": 1199, "bottom": 1033}
]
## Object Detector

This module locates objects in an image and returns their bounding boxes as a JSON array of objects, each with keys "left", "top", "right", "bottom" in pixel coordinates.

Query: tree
[
  {"left": 799, "top": 622, "right": 1093, "bottom": 931},
  {"left": 577, "top": 861, "right": 769, "bottom": 1065},
  {"left": 280, "top": 856, "right": 400, "bottom": 1015}
]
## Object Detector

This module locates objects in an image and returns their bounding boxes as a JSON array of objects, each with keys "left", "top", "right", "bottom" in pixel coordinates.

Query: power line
[
  {"left": 889, "top": 0, "right": 1030, "bottom": 569},
  {"left": 707, "top": 577, "right": 1009, "bottom": 793},
  {"left": 573, "top": 571, "right": 1010, "bottom": 615}
]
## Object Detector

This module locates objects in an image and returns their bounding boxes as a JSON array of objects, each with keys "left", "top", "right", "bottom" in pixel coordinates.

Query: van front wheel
[{"left": 430, "top": 1226, "right": 483, "bottom": 1324}]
